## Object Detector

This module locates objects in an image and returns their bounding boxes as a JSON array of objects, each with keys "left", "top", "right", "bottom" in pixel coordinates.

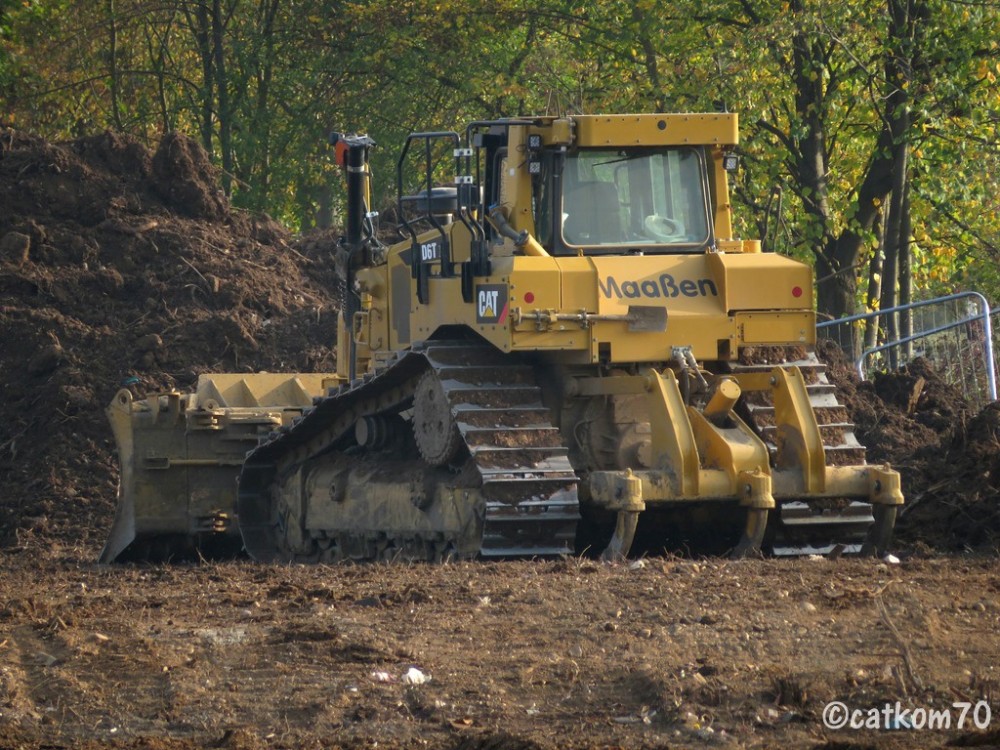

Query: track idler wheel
[
  {"left": 412, "top": 370, "right": 463, "bottom": 466},
  {"left": 860, "top": 504, "right": 898, "bottom": 557},
  {"left": 730, "top": 507, "right": 768, "bottom": 559}
]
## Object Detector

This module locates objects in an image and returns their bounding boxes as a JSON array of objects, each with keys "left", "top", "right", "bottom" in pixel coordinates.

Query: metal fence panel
[{"left": 817, "top": 292, "right": 997, "bottom": 411}]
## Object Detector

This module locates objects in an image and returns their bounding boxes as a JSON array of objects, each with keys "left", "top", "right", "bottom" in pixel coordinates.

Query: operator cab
[
  {"left": 553, "top": 147, "right": 713, "bottom": 253},
  {"left": 394, "top": 114, "right": 736, "bottom": 302}
]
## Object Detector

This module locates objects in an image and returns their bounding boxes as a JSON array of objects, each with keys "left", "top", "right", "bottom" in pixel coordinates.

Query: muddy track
[
  {"left": 731, "top": 354, "right": 881, "bottom": 555},
  {"left": 238, "top": 341, "right": 578, "bottom": 563}
]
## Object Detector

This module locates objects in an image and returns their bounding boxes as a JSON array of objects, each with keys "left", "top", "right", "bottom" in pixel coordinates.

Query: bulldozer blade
[
  {"left": 102, "top": 478, "right": 138, "bottom": 564},
  {"left": 101, "top": 373, "right": 338, "bottom": 562}
]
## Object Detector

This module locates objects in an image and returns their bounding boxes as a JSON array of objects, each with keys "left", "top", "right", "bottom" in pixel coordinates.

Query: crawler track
[
  {"left": 237, "top": 341, "right": 579, "bottom": 562},
  {"left": 421, "top": 343, "right": 579, "bottom": 556},
  {"left": 732, "top": 353, "right": 880, "bottom": 555}
]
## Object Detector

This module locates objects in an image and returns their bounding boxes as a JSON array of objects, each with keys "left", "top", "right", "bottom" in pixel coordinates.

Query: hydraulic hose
[{"left": 488, "top": 205, "right": 550, "bottom": 257}]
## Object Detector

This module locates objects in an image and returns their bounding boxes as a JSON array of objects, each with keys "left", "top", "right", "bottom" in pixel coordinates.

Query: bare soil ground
[
  {"left": 2, "top": 555, "right": 999, "bottom": 750},
  {"left": 1, "top": 130, "right": 999, "bottom": 749}
]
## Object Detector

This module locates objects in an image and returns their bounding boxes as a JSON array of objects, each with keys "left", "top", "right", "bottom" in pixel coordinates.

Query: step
[
  {"left": 473, "top": 447, "right": 574, "bottom": 470},
  {"left": 779, "top": 500, "right": 875, "bottom": 527},
  {"left": 453, "top": 405, "right": 555, "bottom": 429},
  {"left": 461, "top": 425, "right": 564, "bottom": 448},
  {"left": 446, "top": 386, "right": 544, "bottom": 409},
  {"left": 435, "top": 365, "right": 536, "bottom": 387}
]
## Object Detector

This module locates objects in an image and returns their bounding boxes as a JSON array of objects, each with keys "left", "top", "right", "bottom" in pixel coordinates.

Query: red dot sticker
[
  {"left": 524, "top": 292, "right": 535, "bottom": 303},
  {"left": 792, "top": 286, "right": 803, "bottom": 298}
]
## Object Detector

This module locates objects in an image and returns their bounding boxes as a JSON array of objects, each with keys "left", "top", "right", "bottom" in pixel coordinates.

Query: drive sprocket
[{"left": 412, "top": 369, "right": 463, "bottom": 466}]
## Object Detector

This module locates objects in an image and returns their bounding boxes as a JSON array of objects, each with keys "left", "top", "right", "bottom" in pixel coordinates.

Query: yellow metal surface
[
  {"left": 467, "top": 252, "right": 822, "bottom": 361},
  {"left": 382, "top": 117, "right": 818, "bottom": 365},
  {"left": 573, "top": 113, "right": 738, "bottom": 147},
  {"left": 589, "top": 465, "right": 899, "bottom": 506},
  {"left": 554, "top": 258, "right": 600, "bottom": 311},
  {"left": 771, "top": 367, "right": 827, "bottom": 493},
  {"left": 707, "top": 252, "right": 813, "bottom": 311},
  {"left": 703, "top": 378, "right": 740, "bottom": 422},
  {"left": 509, "top": 257, "right": 562, "bottom": 315},
  {"left": 869, "top": 465, "right": 905, "bottom": 506},
  {"left": 521, "top": 233, "right": 550, "bottom": 257},
  {"left": 687, "top": 407, "right": 774, "bottom": 509},
  {"left": 190, "top": 373, "right": 336, "bottom": 409},
  {"left": 578, "top": 361, "right": 899, "bottom": 513},
  {"left": 641, "top": 368, "right": 700, "bottom": 496},
  {"left": 503, "top": 125, "right": 537, "bottom": 236},
  {"left": 707, "top": 145, "right": 735, "bottom": 240},
  {"left": 728, "top": 370, "right": 776, "bottom": 392},
  {"left": 595, "top": 365, "right": 780, "bottom": 511},
  {"left": 536, "top": 117, "right": 574, "bottom": 146},
  {"left": 415, "top": 279, "right": 512, "bottom": 351},
  {"left": 739, "top": 470, "right": 774, "bottom": 510},
  {"left": 735, "top": 312, "right": 815, "bottom": 346},
  {"left": 448, "top": 221, "right": 474, "bottom": 264}
]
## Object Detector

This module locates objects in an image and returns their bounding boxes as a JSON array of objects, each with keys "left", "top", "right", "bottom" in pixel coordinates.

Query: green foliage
[
  {"left": 2, "top": 0, "right": 1000, "bottom": 312},
  {"left": 0, "top": 2, "right": 11, "bottom": 95}
]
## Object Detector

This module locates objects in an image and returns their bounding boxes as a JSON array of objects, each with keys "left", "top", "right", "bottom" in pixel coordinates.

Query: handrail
[
  {"left": 816, "top": 291, "right": 989, "bottom": 329},
  {"left": 818, "top": 291, "right": 997, "bottom": 401}
]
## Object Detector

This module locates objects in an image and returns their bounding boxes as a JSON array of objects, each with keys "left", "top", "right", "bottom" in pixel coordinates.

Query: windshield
[{"left": 561, "top": 147, "right": 711, "bottom": 249}]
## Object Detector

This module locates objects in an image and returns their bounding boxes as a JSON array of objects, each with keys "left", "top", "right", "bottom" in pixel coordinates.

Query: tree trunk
[
  {"left": 816, "top": 123, "right": 895, "bottom": 320},
  {"left": 809, "top": 0, "right": 925, "bottom": 324},
  {"left": 880, "top": 144, "right": 907, "bottom": 368},
  {"left": 899, "top": 170, "right": 913, "bottom": 354},
  {"left": 780, "top": 17, "right": 892, "bottom": 329},
  {"left": 186, "top": 1, "right": 215, "bottom": 153},
  {"left": 107, "top": 0, "right": 124, "bottom": 131},
  {"left": 630, "top": 4, "right": 664, "bottom": 111},
  {"left": 317, "top": 183, "right": 334, "bottom": 230},
  {"left": 212, "top": 0, "right": 233, "bottom": 195},
  {"left": 250, "top": 0, "right": 281, "bottom": 206},
  {"left": 878, "top": 0, "right": 916, "bottom": 367},
  {"left": 143, "top": 12, "right": 174, "bottom": 133},
  {"left": 864, "top": 207, "right": 885, "bottom": 353}
]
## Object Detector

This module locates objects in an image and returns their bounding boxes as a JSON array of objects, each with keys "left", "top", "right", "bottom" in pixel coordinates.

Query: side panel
[
  {"left": 390, "top": 260, "right": 411, "bottom": 346},
  {"left": 707, "top": 252, "right": 815, "bottom": 313},
  {"left": 407, "top": 254, "right": 515, "bottom": 352},
  {"left": 386, "top": 232, "right": 814, "bottom": 363},
  {"left": 510, "top": 253, "right": 813, "bottom": 362},
  {"left": 588, "top": 255, "right": 730, "bottom": 362}
]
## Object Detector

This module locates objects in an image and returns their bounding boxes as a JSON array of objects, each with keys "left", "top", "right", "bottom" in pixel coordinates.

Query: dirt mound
[
  {"left": 0, "top": 128, "right": 340, "bottom": 555},
  {"left": 818, "top": 341, "right": 1000, "bottom": 551},
  {"left": 901, "top": 401, "right": 1000, "bottom": 550}
]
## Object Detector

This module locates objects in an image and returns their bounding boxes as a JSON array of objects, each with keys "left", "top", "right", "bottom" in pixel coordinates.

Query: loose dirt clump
[
  {"left": 151, "top": 131, "right": 229, "bottom": 220},
  {"left": 901, "top": 401, "right": 1000, "bottom": 550}
]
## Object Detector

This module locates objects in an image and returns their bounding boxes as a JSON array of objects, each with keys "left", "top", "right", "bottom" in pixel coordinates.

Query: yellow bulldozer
[{"left": 102, "top": 112, "right": 903, "bottom": 564}]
